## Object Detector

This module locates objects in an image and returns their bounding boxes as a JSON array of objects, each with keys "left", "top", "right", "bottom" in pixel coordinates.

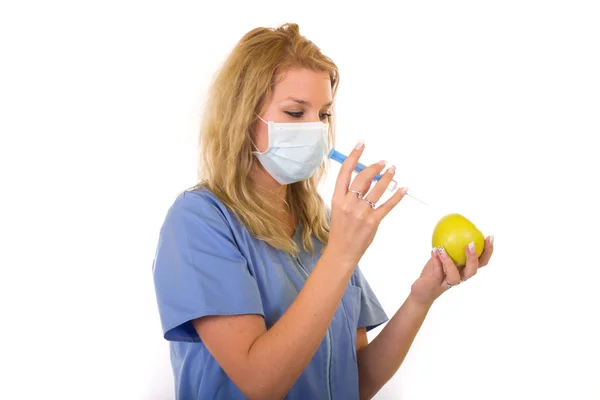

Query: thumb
[{"left": 431, "top": 248, "right": 444, "bottom": 281}]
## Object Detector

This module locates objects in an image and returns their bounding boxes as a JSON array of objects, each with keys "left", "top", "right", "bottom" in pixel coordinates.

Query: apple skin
[{"left": 432, "top": 213, "right": 485, "bottom": 268}]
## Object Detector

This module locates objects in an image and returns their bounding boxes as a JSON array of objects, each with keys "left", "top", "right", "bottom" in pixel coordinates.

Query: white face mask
[{"left": 252, "top": 115, "right": 329, "bottom": 184}]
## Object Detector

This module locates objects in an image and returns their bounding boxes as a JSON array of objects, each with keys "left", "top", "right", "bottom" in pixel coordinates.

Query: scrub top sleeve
[
  {"left": 152, "top": 192, "right": 264, "bottom": 342},
  {"left": 352, "top": 266, "right": 389, "bottom": 332}
]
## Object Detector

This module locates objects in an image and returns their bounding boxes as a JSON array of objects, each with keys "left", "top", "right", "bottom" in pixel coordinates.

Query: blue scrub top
[{"left": 152, "top": 187, "right": 389, "bottom": 399}]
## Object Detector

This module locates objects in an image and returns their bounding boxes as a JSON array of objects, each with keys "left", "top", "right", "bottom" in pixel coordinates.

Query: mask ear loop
[
  {"left": 249, "top": 137, "right": 260, "bottom": 153},
  {"left": 256, "top": 114, "right": 268, "bottom": 124},
  {"left": 250, "top": 114, "right": 268, "bottom": 153}
]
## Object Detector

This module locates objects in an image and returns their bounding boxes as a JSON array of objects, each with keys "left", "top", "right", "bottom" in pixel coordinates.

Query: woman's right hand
[{"left": 327, "top": 141, "right": 407, "bottom": 268}]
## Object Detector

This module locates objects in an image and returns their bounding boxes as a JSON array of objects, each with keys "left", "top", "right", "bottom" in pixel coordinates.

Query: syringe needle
[{"left": 404, "top": 192, "right": 428, "bottom": 206}]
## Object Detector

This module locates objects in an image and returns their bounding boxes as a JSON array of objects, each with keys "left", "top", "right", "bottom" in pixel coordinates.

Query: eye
[
  {"left": 284, "top": 111, "right": 332, "bottom": 120},
  {"left": 284, "top": 111, "right": 303, "bottom": 118}
]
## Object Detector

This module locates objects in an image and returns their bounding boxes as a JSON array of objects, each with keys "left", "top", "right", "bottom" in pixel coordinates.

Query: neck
[
  {"left": 251, "top": 164, "right": 289, "bottom": 211},
  {"left": 251, "top": 165, "right": 299, "bottom": 237}
]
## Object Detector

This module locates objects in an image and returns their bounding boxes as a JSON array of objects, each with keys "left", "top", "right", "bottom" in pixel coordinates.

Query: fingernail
[
  {"left": 377, "top": 160, "right": 386, "bottom": 166},
  {"left": 437, "top": 246, "right": 447, "bottom": 257},
  {"left": 399, "top": 187, "right": 408, "bottom": 195},
  {"left": 387, "top": 166, "right": 396, "bottom": 174},
  {"left": 431, "top": 247, "right": 438, "bottom": 256},
  {"left": 489, "top": 235, "right": 494, "bottom": 245},
  {"left": 355, "top": 140, "right": 364, "bottom": 150},
  {"left": 468, "top": 241, "right": 476, "bottom": 254}
]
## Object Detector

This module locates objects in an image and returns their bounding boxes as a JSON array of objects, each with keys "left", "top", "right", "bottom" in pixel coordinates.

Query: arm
[
  {"left": 355, "top": 237, "right": 495, "bottom": 399},
  {"left": 189, "top": 142, "right": 404, "bottom": 399},
  {"left": 356, "top": 295, "right": 431, "bottom": 400},
  {"left": 356, "top": 327, "right": 368, "bottom": 353},
  {"left": 193, "top": 247, "right": 355, "bottom": 400}
]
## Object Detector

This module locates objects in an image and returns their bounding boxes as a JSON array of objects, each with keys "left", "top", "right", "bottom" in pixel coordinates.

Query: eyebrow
[{"left": 283, "top": 97, "right": 333, "bottom": 108}]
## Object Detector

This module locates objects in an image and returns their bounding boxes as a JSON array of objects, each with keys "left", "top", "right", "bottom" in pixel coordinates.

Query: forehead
[{"left": 272, "top": 68, "right": 332, "bottom": 104}]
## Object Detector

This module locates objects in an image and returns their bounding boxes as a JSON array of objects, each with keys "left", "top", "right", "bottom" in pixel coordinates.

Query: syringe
[{"left": 327, "top": 148, "right": 428, "bottom": 206}]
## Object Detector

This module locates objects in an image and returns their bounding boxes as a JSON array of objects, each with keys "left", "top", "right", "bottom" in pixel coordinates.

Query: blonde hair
[{"left": 190, "top": 23, "right": 339, "bottom": 256}]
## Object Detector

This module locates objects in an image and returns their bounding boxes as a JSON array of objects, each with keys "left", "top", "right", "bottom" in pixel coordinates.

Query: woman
[{"left": 152, "top": 23, "right": 494, "bottom": 400}]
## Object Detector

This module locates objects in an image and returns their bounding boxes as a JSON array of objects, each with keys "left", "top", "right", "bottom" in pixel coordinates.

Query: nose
[{"left": 306, "top": 111, "right": 321, "bottom": 122}]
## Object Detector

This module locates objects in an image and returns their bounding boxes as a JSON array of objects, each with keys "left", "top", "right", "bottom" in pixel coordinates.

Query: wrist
[
  {"left": 321, "top": 244, "right": 358, "bottom": 273},
  {"left": 406, "top": 292, "right": 435, "bottom": 311}
]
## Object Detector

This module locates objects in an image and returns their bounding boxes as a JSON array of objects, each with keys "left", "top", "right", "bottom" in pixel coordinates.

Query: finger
[
  {"left": 334, "top": 141, "right": 365, "bottom": 199},
  {"left": 431, "top": 248, "right": 444, "bottom": 281},
  {"left": 348, "top": 160, "right": 387, "bottom": 194},
  {"left": 437, "top": 246, "right": 461, "bottom": 285},
  {"left": 362, "top": 164, "right": 397, "bottom": 204},
  {"left": 374, "top": 186, "right": 408, "bottom": 219},
  {"left": 478, "top": 235, "right": 495, "bottom": 267},
  {"left": 355, "top": 178, "right": 373, "bottom": 201},
  {"left": 461, "top": 241, "right": 480, "bottom": 280}
]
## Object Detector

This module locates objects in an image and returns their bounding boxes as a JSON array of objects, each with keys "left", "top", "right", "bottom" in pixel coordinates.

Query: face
[{"left": 253, "top": 67, "right": 333, "bottom": 153}]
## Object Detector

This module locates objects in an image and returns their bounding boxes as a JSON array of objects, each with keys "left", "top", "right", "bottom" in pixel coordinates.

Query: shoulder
[
  {"left": 164, "top": 186, "right": 230, "bottom": 225},
  {"left": 173, "top": 186, "right": 226, "bottom": 214},
  {"left": 155, "top": 186, "right": 243, "bottom": 246}
]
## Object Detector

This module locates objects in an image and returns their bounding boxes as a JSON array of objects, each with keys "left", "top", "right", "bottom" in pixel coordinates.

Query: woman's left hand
[{"left": 409, "top": 236, "right": 495, "bottom": 306}]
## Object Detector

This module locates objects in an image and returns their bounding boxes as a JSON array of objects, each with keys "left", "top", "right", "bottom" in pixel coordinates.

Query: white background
[{"left": 1, "top": 1, "right": 599, "bottom": 399}]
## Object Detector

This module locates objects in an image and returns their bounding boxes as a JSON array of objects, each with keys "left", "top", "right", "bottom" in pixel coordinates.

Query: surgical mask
[{"left": 252, "top": 115, "right": 329, "bottom": 184}]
